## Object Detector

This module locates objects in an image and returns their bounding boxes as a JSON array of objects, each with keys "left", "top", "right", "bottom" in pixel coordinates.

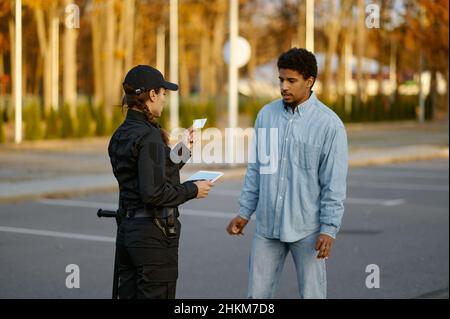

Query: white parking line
[{"left": 0, "top": 226, "right": 115, "bottom": 242}]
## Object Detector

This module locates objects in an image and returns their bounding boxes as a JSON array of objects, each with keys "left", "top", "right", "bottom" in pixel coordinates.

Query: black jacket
[{"left": 108, "top": 109, "right": 198, "bottom": 212}]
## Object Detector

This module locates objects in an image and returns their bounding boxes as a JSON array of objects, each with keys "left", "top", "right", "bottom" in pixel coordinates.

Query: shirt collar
[{"left": 283, "top": 91, "right": 317, "bottom": 115}]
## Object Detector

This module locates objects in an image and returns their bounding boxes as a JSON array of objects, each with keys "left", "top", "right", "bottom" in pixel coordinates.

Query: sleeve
[
  {"left": 138, "top": 134, "right": 198, "bottom": 207},
  {"left": 238, "top": 114, "right": 261, "bottom": 220},
  {"left": 318, "top": 124, "right": 349, "bottom": 239}
]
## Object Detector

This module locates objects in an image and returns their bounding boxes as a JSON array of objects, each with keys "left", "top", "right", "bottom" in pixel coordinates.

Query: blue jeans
[{"left": 248, "top": 232, "right": 326, "bottom": 299}]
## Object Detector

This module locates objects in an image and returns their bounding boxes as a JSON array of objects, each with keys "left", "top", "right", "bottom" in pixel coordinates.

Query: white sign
[{"left": 223, "top": 37, "right": 251, "bottom": 68}]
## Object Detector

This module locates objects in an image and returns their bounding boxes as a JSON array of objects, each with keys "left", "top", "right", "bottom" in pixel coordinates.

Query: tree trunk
[
  {"left": 8, "top": 19, "right": 15, "bottom": 105},
  {"left": 179, "top": 33, "right": 190, "bottom": 98},
  {"left": 113, "top": 0, "right": 126, "bottom": 106},
  {"left": 296, "top": 0, "right": 306, "bottom": 48},
  {"left": 91, "top": 4, "right": 104, "bottom": 107},
  {"left": 123, "top": 0, "right": 135, "bottom": 73},
  {"left": 211, "top": 0, "right": 227, "bottom": 114},
  {"left": 34, "top": 7, "right": 52, "bottom": 114},
  {"left": 355, "top": 0, "right": 366, "bottom": 109},
  {"left": 428, "top": 68, "right": 438, "bottom": 120},
  {"left": 199, "top": 32, "right": 210, "bottom": 103},
  {"left": 104, "top": 0, "right": 115, "bottom": 117},
  {"left": 63, "top": 0, "right": 78, "bottom": 116},
  {"left": 50, "top": 8, "right": 59, "bottom": 111},
  {"left": 323, "top": 0, "right": 351, "bottom": 102}
]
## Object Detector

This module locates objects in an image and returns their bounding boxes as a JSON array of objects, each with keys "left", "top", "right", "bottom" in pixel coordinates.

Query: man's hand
[
  {"left": 315, "top": 234, "right": 334, "bottom": 259},
  {"left": 226, "top": 216, "right": 249, "bottom": 235}
]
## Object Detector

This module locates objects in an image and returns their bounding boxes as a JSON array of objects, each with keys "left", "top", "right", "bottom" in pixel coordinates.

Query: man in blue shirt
[{"left": 227, "top": 48, "right": 348, "bottom": 299}]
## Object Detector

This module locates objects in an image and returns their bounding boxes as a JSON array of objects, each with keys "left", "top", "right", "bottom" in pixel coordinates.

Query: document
[
  {"left": 193, "top": 118, "right": 207, "bottom": 129},
  {"left": 186, "top": 170, "right": 224, "bottom": 183}
]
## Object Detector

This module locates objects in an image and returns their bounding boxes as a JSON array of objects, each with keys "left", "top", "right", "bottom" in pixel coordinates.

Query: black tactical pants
[{"left": 116, "top": 217, "right": 180, "bottom": 299}]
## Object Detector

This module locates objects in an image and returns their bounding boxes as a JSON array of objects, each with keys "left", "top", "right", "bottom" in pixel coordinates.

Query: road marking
[
  {"left": 37, "top": 199, "right": 239, "bottom": 219},
  {"left": 345, "top": 198, "right": 406, "bottom": 206},
  {"left": 0, "top": 226, "right": 115, "bottom": 242},
  {"left": 349, "top": 181, "right": 449, "bottom": 192},
  {"left": 349, "top": 170, "right": 449, "bottom": 180},
  {"left": 37, "top": 193, "right": 406, "bottom": 219}
]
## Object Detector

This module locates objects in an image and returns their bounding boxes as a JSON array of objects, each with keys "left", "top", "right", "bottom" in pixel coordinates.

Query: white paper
[
  {"left": 193, "top": 118, "right": 207, "bottom": 129},
  {"left": 186, "top": 170, "right": 223, "bottom": 182}
]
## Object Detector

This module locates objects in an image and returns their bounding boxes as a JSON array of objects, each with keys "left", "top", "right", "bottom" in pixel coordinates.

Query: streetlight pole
[
  {"left": 170, "top": 0, "right": 179, "bottom": 129},
  {"left": 15, "top": 0, "right": 22, "bottom": 144}
]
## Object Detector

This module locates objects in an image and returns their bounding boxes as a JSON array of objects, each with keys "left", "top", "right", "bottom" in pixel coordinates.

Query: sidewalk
[{"left": 0, "top": 120, "right": 448, "bottom": 203}]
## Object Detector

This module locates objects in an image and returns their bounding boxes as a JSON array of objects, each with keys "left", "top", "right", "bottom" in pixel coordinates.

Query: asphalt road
[{"left": 0, "top": 159, "right": 448, "bottom": 299}]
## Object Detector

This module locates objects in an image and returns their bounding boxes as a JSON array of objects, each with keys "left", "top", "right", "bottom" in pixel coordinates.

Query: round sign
[{"left": 223, "top": 36, "right": 251, "bottom": 68}]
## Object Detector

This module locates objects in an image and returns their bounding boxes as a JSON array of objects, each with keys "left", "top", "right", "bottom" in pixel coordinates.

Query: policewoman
[{"left": 108, "top": 65, "right": 213, "bottom": 299}]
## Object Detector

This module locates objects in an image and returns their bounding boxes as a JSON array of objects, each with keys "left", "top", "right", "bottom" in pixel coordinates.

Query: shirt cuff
[
  {"left": 238, "top": 207, "right": 253, "bottom": 220},
  {"left": 320, "top": 224, "right": 338, "bottom": 239}
]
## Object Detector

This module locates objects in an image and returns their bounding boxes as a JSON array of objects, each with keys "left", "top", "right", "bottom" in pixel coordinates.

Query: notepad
[{"left": 186, "top": 170, "right": 224, "bottom": 183}]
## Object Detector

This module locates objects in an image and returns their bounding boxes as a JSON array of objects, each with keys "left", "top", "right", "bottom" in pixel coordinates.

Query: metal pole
[
  {"left": 227, "top": 0, "right": 238, "bottom": 164},
  {"left": 51, "top": 15, "right": 59, "bottom": 111},
  {"left": 14, "top": 0, "right": 22, "bottom": 144},
  {"left": 170, "top": 0, "right": 179, "bottom": 129},
  {"left": 305, "top": 0, "right": 314, "bottom": 52}
]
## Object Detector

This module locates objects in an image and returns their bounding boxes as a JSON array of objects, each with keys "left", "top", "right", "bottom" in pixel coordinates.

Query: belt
[
  {"left": 124, "top": 207, "right": 178, "bottom": 219},
  {"left": 125, "top": 209, "right": 152, "bottom": 219}
]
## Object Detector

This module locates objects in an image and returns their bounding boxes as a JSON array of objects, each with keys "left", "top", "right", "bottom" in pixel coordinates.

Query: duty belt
[{"left": 125, "top": 207, "right": 177, "bottom": 239}]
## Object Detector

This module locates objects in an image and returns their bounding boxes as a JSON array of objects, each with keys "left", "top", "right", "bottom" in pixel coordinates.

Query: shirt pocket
[{"left": 294, "top": 141, "right": 320, "bottom": 170}]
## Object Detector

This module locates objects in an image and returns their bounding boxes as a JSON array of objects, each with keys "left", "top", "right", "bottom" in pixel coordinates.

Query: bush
[
  {"left": 0, "top": 108, "right": 6, "bottom": 144},
  {"left": 76, "top": 103, "right": 93, "bottom": 138},
  {"left": 241, "top": 96, "right": 273, "bottom": 124},
  {"left": 94, "top": 104, "right": 109, "bottom": 136},
  {"left": 45, "top": 108, "right": 61, "bottom": 139},
  {"left": 60, "top": 104, "right": 76, "bottom": 138},
  {"left": 111, "top": 106, "right": 125, "bottom": 133},
  {"left": 24, "top": 102, "right": 44, "bottom": 140},
  {"left": 179, "top": 99, "right": 217, "bottom": 129}
]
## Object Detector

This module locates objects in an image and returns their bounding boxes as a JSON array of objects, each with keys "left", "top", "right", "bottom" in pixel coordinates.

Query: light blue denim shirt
[{"left": 238, "top": 92, "right": 348, "bottom": 242}]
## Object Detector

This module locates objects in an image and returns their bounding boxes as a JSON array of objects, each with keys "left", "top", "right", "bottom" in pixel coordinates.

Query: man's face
[
  {"left": 147, "top": 88, "right": 167, "bottom": 118},
  {"left": 278, "top": 68, "right": 314, "bottom": 107}
]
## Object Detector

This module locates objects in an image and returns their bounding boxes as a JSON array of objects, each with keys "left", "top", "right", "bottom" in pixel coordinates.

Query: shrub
[
  {"left": 0, "top": 108, "right": 6, "bottom": 144},
  {"left": 24, "top": 102, "right": 44, "bottom": 140},
  {"left": 76, "top": 103, "right": 93, "bottom": 138},
  {"left": 45, "top": 108, "right": 61, "bottom": 139},
  {"left": 60, "top": 104, "right": 76, "bottom": 138},
  {"left": 95, "top": 104, "right": 109, "bottom": 136}
]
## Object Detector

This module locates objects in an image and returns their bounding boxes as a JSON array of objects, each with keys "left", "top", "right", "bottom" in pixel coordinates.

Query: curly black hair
[{"left": 277, "top": 48, "right": 318, "bottom": 87}]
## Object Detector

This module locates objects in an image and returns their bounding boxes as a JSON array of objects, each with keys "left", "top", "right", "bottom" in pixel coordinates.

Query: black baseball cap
[{"left": 123, "top": 65, "right": 178, "bottom": 94}]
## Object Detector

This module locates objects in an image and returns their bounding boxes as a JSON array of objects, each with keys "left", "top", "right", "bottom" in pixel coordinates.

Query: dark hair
[
  {"left": 121, "top": 83, "right": 169, "bottom": 145},
  {"left": 277, "top": 48, "right": 318, "bottom": 87}
]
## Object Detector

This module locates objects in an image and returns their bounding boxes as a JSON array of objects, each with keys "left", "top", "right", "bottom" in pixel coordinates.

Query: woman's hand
[{"left": 194, "top": 180, "right": 214, "bottom": 198}]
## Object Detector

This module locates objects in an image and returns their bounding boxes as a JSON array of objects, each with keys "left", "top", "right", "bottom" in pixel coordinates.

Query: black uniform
[{"left": 108, "top": 109, "right": 198, "bottom": 299}]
